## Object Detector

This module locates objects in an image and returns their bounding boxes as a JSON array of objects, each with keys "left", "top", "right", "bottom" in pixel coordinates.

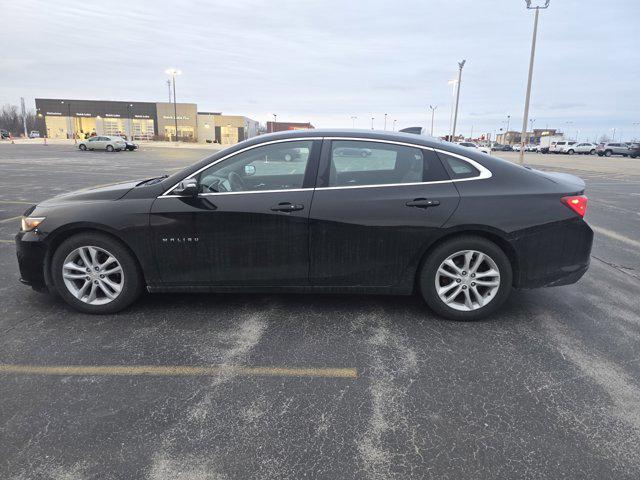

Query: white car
[
  {"left": 549, "top": 141, "right": 576, "bottom": 154},
  {"left": 456, "top": 142, "right": 491, "bottom": 155},
  {"left": 78, "top": 135, "right": 127, "bottom": 152},
  {"left": 565, "top": 142, "right": 596, "bottom": 155}
]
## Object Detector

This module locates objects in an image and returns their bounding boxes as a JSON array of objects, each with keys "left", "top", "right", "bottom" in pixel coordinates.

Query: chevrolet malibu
[{"left": 15, "top": 129, "right": 593, "bottom": 320}]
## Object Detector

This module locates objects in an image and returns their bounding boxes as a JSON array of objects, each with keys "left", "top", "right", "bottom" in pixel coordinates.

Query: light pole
[
  {"left": 519, "top": 0, "right": 550, "bottom": 164},
  {"left": 611, "top": 128, "right": 616, "bottom": 141},
  {"left": 529, "top": 118, "right": 536, "bottom": 144},
  {"left": 451, "top": 59, "right": 466, "bottom": 140},
  {"left": 165, "top": 69, "right": 181, "bottom": 141},
  {"left": 272, "top": 114, "right": 277, "bottom": 132},
  {"left": 166, "top": 80, "right": 172, "bottom": 102},
  {"left": 393, "top": 119, "right": 397, "bottom": 131},
  {"left": 371, "top": 117, "right": 375, "bottom": 130},
  {"left": 351, "top": 116, "right": 357, "bottom": 128},
  {"left": 128, "top": 104, "right": 133, "bottom": 140},
  {"left": 384, "top": 113, "right": 388, "bottom": 131},
  {"left": 429, "top": 105, "right": 437, "bottom": 136},
  {"left": 447, "top": 79, "right": 458, "bottom": 140}
]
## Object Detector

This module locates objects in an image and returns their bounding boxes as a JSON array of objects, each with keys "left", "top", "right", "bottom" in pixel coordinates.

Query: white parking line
[{"left": 592, "top": 226, "right": 640, "bottom": 249}]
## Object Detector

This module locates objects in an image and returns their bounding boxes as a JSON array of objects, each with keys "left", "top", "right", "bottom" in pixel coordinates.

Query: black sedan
[{"left": 15, "top": 129, "right": 593, "bottom": 320}]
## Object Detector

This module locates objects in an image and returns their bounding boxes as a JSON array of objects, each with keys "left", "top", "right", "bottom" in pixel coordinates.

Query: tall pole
[
  {"left": 384, "top": 113, "right": 388, "bottom": 131},
  {"left": 166, "top": 80, "right": 172, "bottom": 102},
  {"left": 20, "top": 97, "right": 28, "bottom": 138},
  {"left": 351, "top": 116, "right": 357, "bottom": 128},
  {"left": 451, "top": 59, "right": 465, "bottom": 141},
  {"left": 272, "top": 114, "right": 277, "bottom": 132},
  {"left": 371, "top": 117, "right": 374, "bottom": 130},
  {"left": 448, "top": 79, "right": 457, "bottom": 140},
  {"left": 506, "top": 115, "right": 511, "bottom": 143},
  {"left": 429, "top": 105, "right": 437, "bottom": 136},
  {"left": 172, "top": 75, "right": 178, "bottom": 141},
  {"left": 519, "top": 1, "right": 550, "bottom": 164},
  {"left": 393, "top": 119, "right": 397, "bottom": 131}
]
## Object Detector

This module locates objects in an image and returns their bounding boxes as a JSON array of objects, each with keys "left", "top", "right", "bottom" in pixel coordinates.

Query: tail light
[{"left": 561, "top": 195, "right": 588, "bottom": 217}]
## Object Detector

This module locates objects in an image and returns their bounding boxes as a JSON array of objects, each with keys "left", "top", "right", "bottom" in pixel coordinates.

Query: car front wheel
[
  {"left": 79, "top": 144, "right": 87, "bottom": 151},
  {"left": 604, "top": 150, "right": 612, "bottom": 157},
  {"left": 567, "top": 149, "right": 575, "bottom": 155},
  {"left": 419, "top": 236, "right": 512, "bottom": 321},
  {"left": 590, "top": 149, "right": 595, "bottom": 155},
  {"left": 106, "top": 145, "right": 114, "bottom": 152},
  {"left": 51, "top": 232, "right": 143, "bottom": 314}
]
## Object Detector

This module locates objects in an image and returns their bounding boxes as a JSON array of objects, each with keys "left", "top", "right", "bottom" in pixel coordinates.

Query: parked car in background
[
  {"left": 550, "top": 141, "right": 576, "bottom": 154},
  {"left": 123, "top": 140, "right": 138, "bottom": 151},
  {"left": 456, "top": 142, "right": 491, "bottom": 155},
  {"left": 16, "top": 129, "right": 593, "bottom": 321},
  {"left": 628, "top": 143, "right": 640, "bottom": 158},
  {"left": 525, "top": 144, "right": 537, "bottom": 152},
  {"left": 29, "top": 130, "right": 41, "bottom": 139},
  {"left": 0, "top": 129, "right": 10, "bottom": 139},
  {"left": 333, "top": 146, "right": 372, "bottom": 157},
  {"left": 78, "top": 135, "right": 126, "bottom": 152},
  {"left": 566, "top": 143, "right": 596, "bottom": 155},
  {"left": 596, "top": 142, "right": 631, "bottom": 157},
  {"left": 491, "top": 143, "right": 512, "bottom": 152}
]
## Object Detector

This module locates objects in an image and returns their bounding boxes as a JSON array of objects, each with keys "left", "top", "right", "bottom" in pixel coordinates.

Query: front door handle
[
  {"left": 405, "top": 198, "right": 440, "bottom": 208},
  {"left": 270, "top": 202, "right": 304, "bottom": 212}
]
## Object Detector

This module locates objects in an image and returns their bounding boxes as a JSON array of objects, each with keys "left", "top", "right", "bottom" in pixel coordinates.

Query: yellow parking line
[
  {"left": 0, "top": 363, "right": 358, "bottom": 379},
  {"left": 0, "top": 200, "right": 33, "bottom": 205},
  {"left": 0, "top": 215, "right": 21, "bottom": 224},
  {"left": 0, "top": 239, "right": 13, "bottom": 244}
]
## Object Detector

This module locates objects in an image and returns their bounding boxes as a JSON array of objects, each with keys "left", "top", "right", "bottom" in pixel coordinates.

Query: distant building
[
  {"left": 197, "top": 112, "right": 259, "bottom": 144},
  {"left": 266, "top": 121, "right": 314, "bottom": 133},
  {"left": 497, "top": 129, "right": 561, "bottom": 145}
]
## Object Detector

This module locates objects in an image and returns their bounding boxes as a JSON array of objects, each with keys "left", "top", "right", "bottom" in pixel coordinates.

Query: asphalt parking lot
[{"left": 1, "top": 144, "right": 639, "bottom": 479}]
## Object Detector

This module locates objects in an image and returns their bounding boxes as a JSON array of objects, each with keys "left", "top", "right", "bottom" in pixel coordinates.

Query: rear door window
[
  {"left": 328, "top": 140, "right": 448, "bottom": 187},
  {"left": 436, "top": 152, "right": 481, "bottom": 180}
]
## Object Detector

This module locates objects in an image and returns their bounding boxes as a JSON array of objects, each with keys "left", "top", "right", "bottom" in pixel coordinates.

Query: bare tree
[
  {"left": 598, "top": 134, "right": 611, "bottom": 143},
  {"left": 0, "top": 103, "right": 38, "bottom": 136}
]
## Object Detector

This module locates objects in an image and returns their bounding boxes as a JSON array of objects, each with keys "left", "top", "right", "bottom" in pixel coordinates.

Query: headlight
[{"left": 21, "top": 216, "right": 46, "bottom": 232}]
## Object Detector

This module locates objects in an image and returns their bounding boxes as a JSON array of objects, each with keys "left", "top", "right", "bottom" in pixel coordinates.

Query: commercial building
[
  {"left": 266, "top": 121, "right": 314, "bottom": 133},
  {"left": 34, "top": 98, "right": 258, "bottom": 143},
  {"left": 496, "top": 128, "right": 561, "bottom": 145},
  {"left": 197, "top": 113, "right": 260, "bottom": 145}
]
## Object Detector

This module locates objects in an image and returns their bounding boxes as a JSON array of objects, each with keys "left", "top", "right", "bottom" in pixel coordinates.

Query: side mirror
[{"left": 173, "top": 179, "right": 198, "bottom": 196}]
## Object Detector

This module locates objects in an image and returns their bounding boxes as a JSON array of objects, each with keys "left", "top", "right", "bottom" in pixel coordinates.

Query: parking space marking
[
  {"left": 0, "top": 363, "right": 358, "bottom": 379},
  {"left": 0, "top": 215, "right": 21, "bottom": 224},
  {"left": 592, "top": 226, "right": 640, "bottom": 249},
  {"left": 0, "top": 200, "right": 34, "bottom": 205},
  {"left": 0, "top": 239, "right": 14, "bottom": 244}
]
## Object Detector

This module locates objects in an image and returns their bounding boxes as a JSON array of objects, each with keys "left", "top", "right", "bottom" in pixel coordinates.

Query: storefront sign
[
  {"left": 134, "top": 114, "right": 150, "bottom": 119},
  {"left": 75, "top": 112, "right": 92, "bottom": 117},
  {"left": 105, "top": 113, "right": 121, "bottom": 118},
  {"left": 162, "top": 115, "right": 190, "bottom": 120},
  {"left": 46, "top": 111, "right": 62, "bottom": 115}
]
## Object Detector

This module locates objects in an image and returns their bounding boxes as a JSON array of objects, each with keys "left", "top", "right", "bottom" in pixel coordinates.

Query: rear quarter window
[{"left": 436, "top": 152, "right": 481, "bottom": 180}]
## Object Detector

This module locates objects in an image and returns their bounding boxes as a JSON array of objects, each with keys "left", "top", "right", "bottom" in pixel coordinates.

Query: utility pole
[
  {"left": 519, "top": 0, "right": 550, "bottom": 164},
  {"left": 506, "top": 115, "right": 511, "bottom": 143},
  {"left": 20, "top": 97, "right": 27, "bottom": 138},
  {"left": 371, "top": 117, "right": 374, "bottom": 130},
  {"left": 393, "top": 119, "right": 397, "bottom": 131},
  {"left": 451, "top": 59, "right": 466, "bottom": 141},
  {"left": 350, "top": 116, "right": 357, "bottom": 128},
  {"left": 165, "top": 69, "right": 182, "bottom": 142},
  {"left": 429, "top": 105, "right": 437, "bottom": 136},
  {"left": 384, "top": 113, "right": 388, "bottom": 130}
]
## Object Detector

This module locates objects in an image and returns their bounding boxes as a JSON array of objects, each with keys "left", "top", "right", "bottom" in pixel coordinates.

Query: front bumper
[
  {"left": 512, "top": 218, "right": 594, "bottom": 289},
  {"left": 15, "top": 231, "right": 47, "bottom": 290}
]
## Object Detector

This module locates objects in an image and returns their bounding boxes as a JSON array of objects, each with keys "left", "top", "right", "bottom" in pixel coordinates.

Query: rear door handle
[
  {"left": 270, "top": 202, "right": 304, "bottom": 212},
  {"left": 405, "top": 198, "right": 440, "bottom": 208}
]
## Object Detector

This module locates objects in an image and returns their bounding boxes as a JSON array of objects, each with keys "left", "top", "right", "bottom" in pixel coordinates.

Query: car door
[
  {"left": 308, "top": 138, "right": 460, "bottom": 287},
  {"left": 150, "top": 139, "right": 320, "bottom": 286}
]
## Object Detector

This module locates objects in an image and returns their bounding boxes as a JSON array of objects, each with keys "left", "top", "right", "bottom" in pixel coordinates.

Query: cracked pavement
[{"left": 1, "top": 145, "right": 639, "bottom": 479}]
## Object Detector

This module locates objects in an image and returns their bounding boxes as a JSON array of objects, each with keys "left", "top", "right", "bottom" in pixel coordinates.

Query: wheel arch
[
  {"left": 412, "top": 227, "right": 519, "bottom": 291},
  {"left": 43, "top": 224, "right": 146, "bottom": 291}
]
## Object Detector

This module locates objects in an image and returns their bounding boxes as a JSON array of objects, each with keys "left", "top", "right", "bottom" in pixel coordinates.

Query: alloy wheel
[
  {"left": 435, "top": 250, "right": 500, "bottom": 312},
  {"left": 61, "top": 246, "right": 124, "bottom": 305}
]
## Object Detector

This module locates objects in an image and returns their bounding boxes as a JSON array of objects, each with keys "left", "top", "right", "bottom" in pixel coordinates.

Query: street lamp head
[
  {"left": 165, "top": 68, "right": 182, "bottom": 76},
  {"left": 525, "top": 0, "right": 550, "bottom": 9},
  {"left": 458, "top": 59, "right": 466, "bottom": 70}
]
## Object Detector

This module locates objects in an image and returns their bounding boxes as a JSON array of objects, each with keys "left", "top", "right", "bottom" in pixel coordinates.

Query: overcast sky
[{"left": 1, "top": 0, "right": 638, "bottom": 141}]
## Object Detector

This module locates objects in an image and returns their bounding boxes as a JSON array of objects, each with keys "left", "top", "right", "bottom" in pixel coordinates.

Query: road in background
[{"left": 0, "top": 145, "right": 639, "bottom": 479}]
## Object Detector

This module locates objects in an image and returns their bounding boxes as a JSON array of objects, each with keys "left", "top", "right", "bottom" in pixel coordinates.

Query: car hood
[{"left": 38, "top": 179, "right": 142, "bottom": 205}]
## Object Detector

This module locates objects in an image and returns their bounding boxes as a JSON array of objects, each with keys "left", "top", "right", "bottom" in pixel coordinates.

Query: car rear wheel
[
  {"left": 51, "top": 232, "right": 143, "bottom": 314},
  {"left": 79, "top": 144, "right": 87, "bottom": 151},
  {"left": 590, "top": 149, "right": 595, "bottom": 155},
  {"left": 419, "top": 236, "right": 512, "bottom": 321},
  {"left": 106, "top": 145, "right": 114, "bottom": 152},
  {"left": 567, "top": 149, "right": 575, "bottom": 155},
  {"left": 604, "top": 150, "right": 612, "bottom": 157}
]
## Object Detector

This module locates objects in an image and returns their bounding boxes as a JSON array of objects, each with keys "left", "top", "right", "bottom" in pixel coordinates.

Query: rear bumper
[
  {"left": 512, "top": 218, "right": 593, "bottom": 289},
  {"left": 15, "top": 231, "right": 47, "bottom": 290}
]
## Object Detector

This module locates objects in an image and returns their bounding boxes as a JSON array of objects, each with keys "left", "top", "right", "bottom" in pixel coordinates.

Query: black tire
[
  {"left": 79, "top": 144, "right": 87, "bottom": 151},
  {"left": 604, "top": 150, "right": 612, "bottom": 157},
  {"left": 567, "top": 149, "right": 575, "bottom": 155},
  {"left": 589, "top": 149, "right": 595, "bottom": 155},
  {"left": 106, "top": 145, "right": 114, "bottom": 152},
  {"left": 51, "top": 232, "right": 143, "bottom": 314},
  {"left": 419, "top": 236, "right": 513, "bottom": 321}
]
